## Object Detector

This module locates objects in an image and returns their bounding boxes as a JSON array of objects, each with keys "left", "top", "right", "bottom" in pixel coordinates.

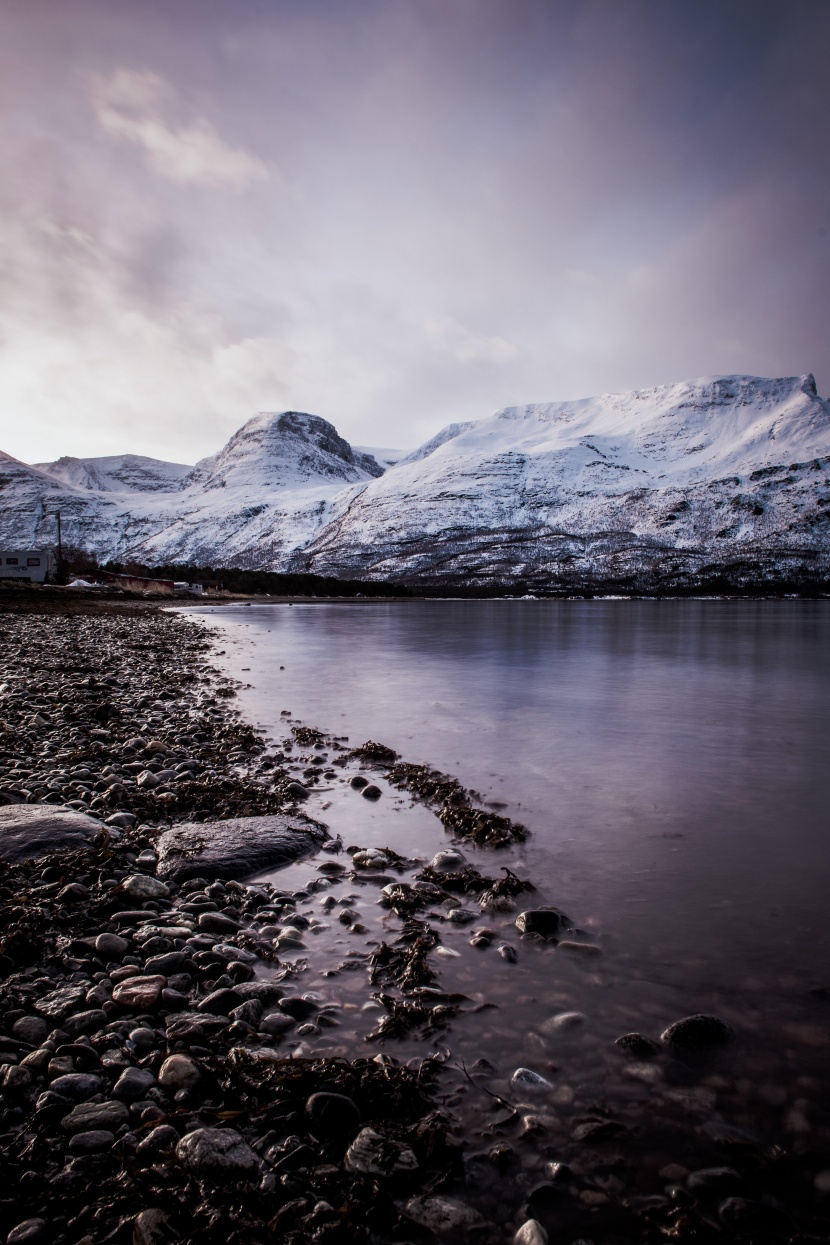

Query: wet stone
[
  {"left": 132, "top": 1209, "right": 175, "bottom": 1245},
  {"left": 95, "top": 933, "right": 129, "bottom": 958},
  {"left": 514, "top": 1220, "right": 548, "bottom": 1245},
  {"left": 176, "top": 1127, "right": 260, "bottom": 1180},
  {"left": 61, "top": 1100, "right": 130, "bottom": 1133},
  {"left": 136, "top": 1125, "right": 179, "bottom": 1158},
  {"left": 12, "top": 1015, "right": 49, "bottom": 1045},
  {"left": 113, "top": 1067, "right": 156, "bottom": 1101},
  {"left": 661, "top": 1013, "right": 735, "bottom": 1054},
  {"left": 122, "top": 875, "right": 170, "bottom": 902},
  {"left": 5, "top": 1221, "right": 48, "bottom": 1245},
  {"left": 515, "top": 908, "right": 573, "bottom": 939},
  {"left": 68, "top": 1129, "right": 114, "bottom": 1154},
  {"left": 50, "top": 1073, "right": 102, "bottom": 1101},
  {"left": 687, "top": 1167, "right": 744, "bottom": 1196},
  {"left": 158, "top": 1054, "right": 200, "bottom": 1092},
  {"left": 344, "top": 1127, "right": 418, "bottom": 1177},
  {"left": 405, "top": 1195, "right": 482, "bottom": 1234},
  {"left": 63, "top": 1009, "right": 107, "bottom": 1038},
  {"left": 305, "top": 1092, "right": 360, "bottom": 1140},
  {"left": 34, "top": 986, "right": 86, "bottom": 1021},
  {"left": 112, "top": 975, "right": 166, "bottom": 1010},
  {"left": 615, "top": 1031, "right": 662, "bottom": 1059}
]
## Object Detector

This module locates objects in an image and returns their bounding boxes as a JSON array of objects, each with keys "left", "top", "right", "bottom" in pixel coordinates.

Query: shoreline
[{"left": 1, "top": 599, "right": 829, "bottom": 1244}]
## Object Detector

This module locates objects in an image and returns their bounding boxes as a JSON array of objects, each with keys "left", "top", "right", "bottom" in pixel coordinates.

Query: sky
[{"left": 1, "top": 0, "right": 829, "bottom": 466}]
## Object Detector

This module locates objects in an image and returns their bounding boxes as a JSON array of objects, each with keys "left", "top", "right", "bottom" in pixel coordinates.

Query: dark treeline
[{"left": 61, "top": 546, "right": 410, "bottom": 597}]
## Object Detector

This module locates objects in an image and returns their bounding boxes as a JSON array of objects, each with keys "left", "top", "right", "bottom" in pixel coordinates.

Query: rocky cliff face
[{"left": 3, "top": 378, "right": 829, "bottom": 591}]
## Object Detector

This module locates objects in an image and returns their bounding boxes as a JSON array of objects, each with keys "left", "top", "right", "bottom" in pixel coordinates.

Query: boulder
[
  {"left": 660, "top": 1014, "right": 735, "bottom": 1054},
  {"left": 176, "top": 1127, "right": 260, "bottom": 1179},
  {"left": 0, "top": 805, "right": 101, "bottom": 863},
  {"left": 515, "top": 908, "right": 573, "bottom": 939},
  {"left": 156, "top": 814, "right": 329, "bottom": 882}
]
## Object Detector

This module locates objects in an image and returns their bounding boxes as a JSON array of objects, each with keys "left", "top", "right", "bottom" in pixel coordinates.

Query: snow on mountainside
[
  {"left": 295, "top": 374, "right": 830, "bottom": 590},
  {"left": 2, "top": 377, "right": 829, "bottom": 591},
  {"left": 35, "top": 454, "right": 192, "bottom": 493}
]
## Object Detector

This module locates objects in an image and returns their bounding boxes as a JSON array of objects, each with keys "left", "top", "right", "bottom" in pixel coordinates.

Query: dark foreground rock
[
  {"left": 0, "top": 806, "right": 102, "bottom": 863},
  {"left": 156, "top": 814, "right": 328, "bottom": 881}
]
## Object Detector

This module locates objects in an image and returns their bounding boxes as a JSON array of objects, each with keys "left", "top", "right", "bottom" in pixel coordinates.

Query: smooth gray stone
[
  {"left": 0, "top": 805, "right": 101, "bottom": 863},
  {"left": 156, "top": 815, "right": 329, "bottom": 882}
]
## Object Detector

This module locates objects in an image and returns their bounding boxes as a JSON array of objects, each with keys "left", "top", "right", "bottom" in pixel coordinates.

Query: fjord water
[
  {"left": 189, "top": 597, "right": 830, "bottom": 1130},
  {"left": 200, "top": 599, "right": 830, "bottom": 979}
]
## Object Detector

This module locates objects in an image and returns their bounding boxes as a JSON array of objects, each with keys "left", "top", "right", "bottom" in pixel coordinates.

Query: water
[{"left": 182, "top": 599, "right": 830, "bottom": 1194}]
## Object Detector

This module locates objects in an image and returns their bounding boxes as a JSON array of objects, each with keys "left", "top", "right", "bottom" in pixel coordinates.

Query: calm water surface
[{"left": 192, "top": 599, "right": 830, "bottom": 980}]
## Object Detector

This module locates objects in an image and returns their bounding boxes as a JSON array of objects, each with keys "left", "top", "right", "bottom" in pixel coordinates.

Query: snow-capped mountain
[
  {"left": 35, "top": 454, "right": 192, "bottom": 493},
  {"left": 295, "top": 374, "right": 830, "bottom": 590},
  {"left": 2, "top": 376, "right": 829, "bottom": 592}
]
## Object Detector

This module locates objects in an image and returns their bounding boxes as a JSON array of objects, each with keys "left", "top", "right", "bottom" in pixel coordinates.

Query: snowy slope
[
  {"left": 35, "top": 454, "right": 193, "bottom": 493},
  {"left": 295, "top": 374, "right": 830, "bottom": 590},
  {"left": 2, "top": 378, "right": 829, "bottom": 590}
]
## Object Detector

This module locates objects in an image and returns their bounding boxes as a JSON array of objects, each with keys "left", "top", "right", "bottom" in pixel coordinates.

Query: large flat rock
[
  {"left": 156, "top": 814, "right": 328, "bottom": 882},
  {"left": 0, "top": 805, "right": 102, "bottom": 863}
]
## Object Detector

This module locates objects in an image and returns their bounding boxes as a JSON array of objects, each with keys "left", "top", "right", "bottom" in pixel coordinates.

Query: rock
[
  {"left": 197, "top": 912, "right": 240, "bottom": 935},
  {"left": 229, "top": 1000, "right": 262, "bottom": 1026},
  {"left": 136, "top": 1125, "right": 180, "bottom": 1158},
  {"left": 344, "top": 1128, "right": 418, "bottom": 1176},
  {"left": 719, "top": 1198, "right": 790, "bottom": 1233},
  {"left": 361, "top": 785, "right": 382, "bottom": 800},
  {"left": 660, "top": 1014, "right": 735, "bottom": 1054},
  {"left": 404, "top": 1196, "right": 482, "bottom": 1233},
  {"left": 349, "top": 776, "right": 369, "bottom": 790},
  {"left": 448, "top": 907, "right": 478, "bottom": 924},
  {"left": 34, "top": 985, "right": 86, "bottom": 1020},
  {"left": 278, "top": 996, "right": 319, "bottom": 1020},
  {"left": 615, "top": 1032, "right": 662, "bottom": 1059},
  {"left": 68, "top": 1129, "right": 115, "bottom": 1154},
  {"left": 197, "top": 988, "right": 242, "bottom": 1014},
  {"left": 539, "top": 1011, "right": 587, "bottom": 1036},
  {"left": 687, "top": 1167, "right": 743, "bottom": 1196},
  {"left": 0, "top": 805, "right": 101, "bottom": 863},
  {"left": 511, "top": 1068, "right": 553, "bottom": 1091},
  {"left": 515, "top": 1220, "right": 548, "bottom": 1245},
  {"left": 132, "top": 1209, "right": 176, "bottom": 1245},
  {"left": 157, "top": 1054, "right": 199, "bottom": 1092},
  {"left": 112, "top": 976, "right": 166, "bottom": 1010},
  {"left": 12, "top": 1016, "right": 49, "bottom": 1044},
  {"left": 430, "top": 849, "right": 467, "bottom": 870},
  {"left": 557, "top": 940, "right": 601, "bottom": 956},
  {"left": 57, "top": 882, "right": 90, "bottom": 903},
  {"left": 123, "top": 875, "right": 170, "bottom": 902},
  {"left": 63, "top": 1009, "right": 108, "bottom": 1037},
  {"left": 1, "top": 1065, "right": 32, "bottom": 1092},
  {"left": 113, "top": 1067, "right": 157, "bottom": 1101},
  {"left": 95, "top": 933, "right": 129, "bottom": 958},
  {"left": 61, "top": 1100, "right": 130, "bottom": 1132},
  {"left": 515, "top": 908, "right": 573, "bottom": 939},
  {"left": 175, "top": 1127, "right": 260, "bottom": 1179},
  {"left": 144, "top": 951, "right": 186, "bottom": 975},
  {"left": 50, "top": 1073, "right": 102, "bottom": 1100},
  {"left": 156, "top": 814, "right": 328, "bottom": 882},
  {"left": 305, "top": 1092, "right": 360, "bottom": 1139},
  {"left": 259, "top": 1012, "right": 296, "bottom": 1037},
  {"left": 164, "top": 1012, "right": 229, "bottom": 1039},
  {"left": 6, "top": 1221, "right": 48, "bottom": 1245},
  {"left": 106, "top": 812, "right": 136, "bottom": 829}
]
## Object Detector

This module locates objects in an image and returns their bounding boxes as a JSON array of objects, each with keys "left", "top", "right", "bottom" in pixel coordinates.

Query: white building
[{"left": 0, "top": 549, "right": 57, "bottom": 583}]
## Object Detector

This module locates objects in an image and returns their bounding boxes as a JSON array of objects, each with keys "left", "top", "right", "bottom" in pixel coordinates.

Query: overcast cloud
[{"left": 1, "top": 0, "right": 828, "bottom": 465}]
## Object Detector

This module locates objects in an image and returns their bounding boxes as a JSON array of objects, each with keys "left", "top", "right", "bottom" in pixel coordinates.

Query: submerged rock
[
  {"left": 156, "top": 814, "right": 328, "bottom": 881},
  {"left": 661, "top": 1013, "right": 735, "bottom": 1054},
  {"left": 515, "top": 908, "right": 573, "bottom": 939},
  {"left": 0, "top": 805, "right": 101, "bottom": 863}
]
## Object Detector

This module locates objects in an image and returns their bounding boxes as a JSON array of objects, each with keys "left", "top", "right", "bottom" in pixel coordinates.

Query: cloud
[
  {"left": 89, "top": 68, "right": 269, "bottom": 190},
  {"left": 425, "top": 316, "right": 518, "bottom": 365}
]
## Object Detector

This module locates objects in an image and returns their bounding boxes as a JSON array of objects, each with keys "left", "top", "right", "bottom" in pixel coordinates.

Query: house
[{"left": 0, "top": 549, "right": 57, "bottom": 583}]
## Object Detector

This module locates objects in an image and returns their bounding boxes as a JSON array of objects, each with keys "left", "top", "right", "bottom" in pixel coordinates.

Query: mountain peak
[{"left": 186, "top": 410, "right": 384, "bottom": 491}]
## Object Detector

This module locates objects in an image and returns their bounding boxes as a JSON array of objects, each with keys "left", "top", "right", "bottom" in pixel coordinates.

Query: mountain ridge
[{"left": 3, "top": 374, "right": 829, "bottom": 592}]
